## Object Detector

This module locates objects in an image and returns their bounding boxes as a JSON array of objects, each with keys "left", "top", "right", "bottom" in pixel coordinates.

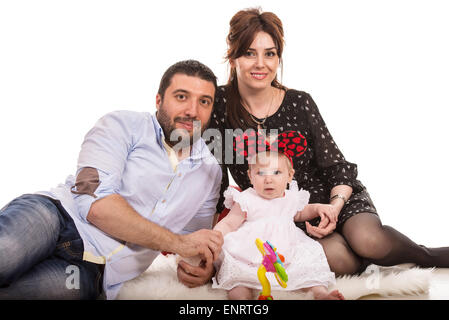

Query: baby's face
[{"left": 248, "top": 152, "right": 294, "bottom": 200}]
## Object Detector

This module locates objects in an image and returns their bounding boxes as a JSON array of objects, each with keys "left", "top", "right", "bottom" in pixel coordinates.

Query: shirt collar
[
  {"left": 151, "top": 113, "right": 214, "bottom": 164},
  {"left": 151, "top": 113, "right": 165, "bottom": 150}
]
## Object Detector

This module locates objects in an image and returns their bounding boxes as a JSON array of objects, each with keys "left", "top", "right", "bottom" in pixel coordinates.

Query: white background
[{"left": 1, "top": 0, "right": 448, "bottom": 246}]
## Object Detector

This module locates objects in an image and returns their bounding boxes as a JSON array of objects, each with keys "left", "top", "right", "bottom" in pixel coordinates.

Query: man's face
[{"left": 156, "top": 73, "right": 215, "bottom": 148}]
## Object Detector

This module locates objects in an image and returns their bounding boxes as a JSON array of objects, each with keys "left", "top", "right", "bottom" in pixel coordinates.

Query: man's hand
[
  {"left": 174, "top": 229, "right": 223, "bottom": 288},
  {"left": 175, "top": 229, "right": 224, "bottom": 265},
  {"left": 177, "top": 258, "right": 216, "bottom": 288}
]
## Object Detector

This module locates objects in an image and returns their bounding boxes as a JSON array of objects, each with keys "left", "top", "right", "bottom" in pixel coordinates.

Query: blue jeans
[{"left": 0, "top": 194, "right": 103, "bottom": 299}]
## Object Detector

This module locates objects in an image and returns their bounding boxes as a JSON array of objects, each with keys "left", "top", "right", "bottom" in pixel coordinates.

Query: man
[{"left": 0, "top": 60, "right": 223, "bottom": 300}]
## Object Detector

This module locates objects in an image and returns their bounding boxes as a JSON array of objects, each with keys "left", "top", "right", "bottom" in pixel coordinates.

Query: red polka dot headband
[{"left": 233, "top": 130, "right": 308, "bottom": 167}]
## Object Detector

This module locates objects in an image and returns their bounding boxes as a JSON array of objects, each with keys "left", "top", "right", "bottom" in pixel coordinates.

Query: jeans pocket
[{"left": 56, "top": 238, "right": 84, "bottom": 260}]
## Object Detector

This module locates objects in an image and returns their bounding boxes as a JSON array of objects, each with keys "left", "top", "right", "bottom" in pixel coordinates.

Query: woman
[{"left": 208, "top": 8, "right": 449, "bottom": 276}]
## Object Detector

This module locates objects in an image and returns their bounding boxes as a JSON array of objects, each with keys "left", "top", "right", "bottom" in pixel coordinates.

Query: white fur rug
[{"left": 117, "top": 254, "right": 434, "bottom": 300}]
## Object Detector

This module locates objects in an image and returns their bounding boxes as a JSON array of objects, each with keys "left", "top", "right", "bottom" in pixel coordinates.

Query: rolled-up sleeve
[{"left": 71, "top": 111, "right": 136, "bottom": 222}]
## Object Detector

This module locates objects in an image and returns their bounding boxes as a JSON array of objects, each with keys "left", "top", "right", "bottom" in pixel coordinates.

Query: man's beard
[{"left": 156, "top": 102, "right": 209, "bottom": 150}]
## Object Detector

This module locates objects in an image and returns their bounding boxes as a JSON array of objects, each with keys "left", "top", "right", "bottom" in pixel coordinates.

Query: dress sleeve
[
  {"left": 223, "top": 186, "right": 248, "bottom": 213},
  {"left": 296, "top": 189, "right": 311, "bottom": 212},
  {"left": 303, "top": 93, "right": 359, "bottom": 189}
]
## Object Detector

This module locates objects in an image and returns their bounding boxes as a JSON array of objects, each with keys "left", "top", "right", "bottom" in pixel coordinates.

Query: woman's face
[{"left": 231, "top": 31, "right": 280, "bottom": 91}]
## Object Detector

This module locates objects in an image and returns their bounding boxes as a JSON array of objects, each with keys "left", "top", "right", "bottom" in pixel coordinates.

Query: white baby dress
[{"left": 212, "top": 182, "right": 336, "bottom": 291}]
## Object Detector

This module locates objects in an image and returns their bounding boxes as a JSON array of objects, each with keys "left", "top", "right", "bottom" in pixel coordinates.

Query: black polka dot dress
[{"left": 208, "top": 86, "right": 378, "bottom": 233}]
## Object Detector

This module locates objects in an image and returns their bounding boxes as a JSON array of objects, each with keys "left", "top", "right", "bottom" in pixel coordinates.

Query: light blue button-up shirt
[{"left": 38, "top": 110, "right": 222, "bottom": 299}]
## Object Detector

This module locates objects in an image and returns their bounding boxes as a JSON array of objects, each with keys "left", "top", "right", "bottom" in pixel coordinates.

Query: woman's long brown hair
[{"left": 225, "top": 8, "right": 288, "bottom": 130}]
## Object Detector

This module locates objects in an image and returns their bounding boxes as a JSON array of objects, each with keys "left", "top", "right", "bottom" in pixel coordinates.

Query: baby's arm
[
  {"left": 294, "top": 203, "right": 320, "bottom": 222},
  {"left": 295, "top": 203, "right": 338, "bottom": 224},
  {"left": 213, "top": 202, "right": 246, "bottom": 237}
]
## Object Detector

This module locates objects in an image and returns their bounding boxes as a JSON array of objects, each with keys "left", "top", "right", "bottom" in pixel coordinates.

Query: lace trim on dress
[
  {"left": 223, "top": 186, "right": 249, "bottom": 213},
  {"left": 289, "top": 180, "right": 311, "bottom": 211},
  {"left": 296, "top": 188, "right": 311, "bottom": 212}
]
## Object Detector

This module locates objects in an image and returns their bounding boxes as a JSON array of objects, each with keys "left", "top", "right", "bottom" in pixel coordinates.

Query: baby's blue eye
[{"left": 257, "top": 170, "right": 281, "bottom": 176}]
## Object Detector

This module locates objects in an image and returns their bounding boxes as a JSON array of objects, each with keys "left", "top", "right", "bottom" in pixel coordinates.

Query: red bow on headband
[{"left": 233, "top": 130, "right": 308, "bottom": 165}]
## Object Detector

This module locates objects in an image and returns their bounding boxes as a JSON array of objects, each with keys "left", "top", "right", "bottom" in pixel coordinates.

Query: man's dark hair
[{"left": 158, "top": 59, "right": 218, "bottom": 100}]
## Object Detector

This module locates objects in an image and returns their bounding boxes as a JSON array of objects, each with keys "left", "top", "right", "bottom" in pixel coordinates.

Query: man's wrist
[{"left": 167, "top": 233, "right": 182, "bottom": 255}]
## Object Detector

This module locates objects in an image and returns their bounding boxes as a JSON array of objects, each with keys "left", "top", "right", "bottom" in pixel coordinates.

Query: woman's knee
[
  {"left": 341, "top": 212, "right": 393, "bottom": 260},
  {"left": 350, "top": 231, "right": 392, "bottom": 260},
  {"left": 343, "top": 226, "right": 392, "bottom": 260}
]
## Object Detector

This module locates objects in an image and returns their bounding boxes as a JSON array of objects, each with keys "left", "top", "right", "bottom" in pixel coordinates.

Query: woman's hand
[
  {"left": 306, "top": 219, "right": 336, "bottom": 239},
  {"left": 315, "top": 203, "right": 339, "bottom": 224},
  {"left": 305, "top": 203, "right": 340, "bottom": 238}
]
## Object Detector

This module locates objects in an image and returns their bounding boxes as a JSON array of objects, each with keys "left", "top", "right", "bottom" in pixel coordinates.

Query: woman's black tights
[{"left": 318, "top": 212, "right": 449, "bottom": 276}]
